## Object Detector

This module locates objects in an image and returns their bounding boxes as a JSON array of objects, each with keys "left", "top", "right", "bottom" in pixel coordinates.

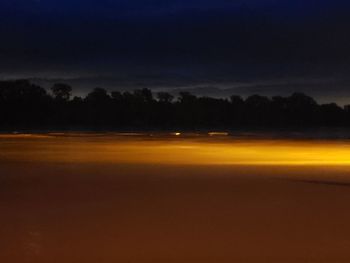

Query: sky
[{"left": 1, "top": 0, "right": 350, "bottom": 104}]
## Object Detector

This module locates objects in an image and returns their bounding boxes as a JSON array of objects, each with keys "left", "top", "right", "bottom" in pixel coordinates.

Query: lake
[{"left": 1, "top": 132, "right": 350, "bottom": 262}]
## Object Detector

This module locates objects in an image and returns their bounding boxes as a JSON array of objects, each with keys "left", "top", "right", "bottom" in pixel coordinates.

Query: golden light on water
[
  {"left": 208, "top": 132, "right": 229, "bottom": 136},
  {"left": 1, "top": 133, "right": 350, "bottom": 166},
  {"left": 3, "top": 133, "right": 350, "bottom": 263}
]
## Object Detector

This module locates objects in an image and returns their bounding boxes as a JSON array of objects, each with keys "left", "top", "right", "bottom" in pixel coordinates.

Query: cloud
[{"left": 0, "top": 0, "right": 350, "bottom": 104}]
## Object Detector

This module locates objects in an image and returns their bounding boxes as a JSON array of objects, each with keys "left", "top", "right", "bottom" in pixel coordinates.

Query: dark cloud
[{"left": 0, "top": 0, "right": 350, "bottom": 103}]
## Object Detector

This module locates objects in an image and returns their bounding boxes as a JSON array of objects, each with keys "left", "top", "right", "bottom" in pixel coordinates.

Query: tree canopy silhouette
[
  {"left": 1, "top": 80, "right": 350, "bottom": 130},
  {"left": 51, "top": 83, "right": 72, "bottom": 102}
]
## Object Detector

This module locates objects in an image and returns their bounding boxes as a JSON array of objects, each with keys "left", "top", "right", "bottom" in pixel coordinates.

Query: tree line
[{"left": 1, "top": 79, "right": 350, "bottom": 130}]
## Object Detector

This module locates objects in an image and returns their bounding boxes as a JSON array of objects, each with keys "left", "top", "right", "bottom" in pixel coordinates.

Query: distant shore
[{"left": 1, "top": 80, "right": 350, "bottom": 129}]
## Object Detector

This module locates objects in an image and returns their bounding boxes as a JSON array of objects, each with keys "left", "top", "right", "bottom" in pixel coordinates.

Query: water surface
[{"left": 1, "top": 132, "right": 350, "bottom": 262}]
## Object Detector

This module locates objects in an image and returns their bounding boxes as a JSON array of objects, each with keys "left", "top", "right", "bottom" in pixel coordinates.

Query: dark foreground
[{"left": 1, "top": 133, "right": 350, "bottom": 263}]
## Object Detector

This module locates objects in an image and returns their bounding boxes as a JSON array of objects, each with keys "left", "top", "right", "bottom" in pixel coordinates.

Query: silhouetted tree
[
  {"left": 245, "top": 95, "right": 272, "bottom": 125},
  {"left": 286, "top": 92, "right": 318, "bottom": 125},
  {"left": 86, "top": 88, "right": 110, "bottom": 103},
  {"left": 134, "top": 88, "right": 154, "bottom": 103},
  {"left": 230, "top": 95, "right": 245, "bottom": 125},
  {"left": 178, "top": 92, "right": 196, "bottom": 104},
  {"left": 176, "top": 92, "right": 198, "bottom": 127},
  {"left": 85, "top": 88, "right": 112, "bottom": 126},
  {"left": 157, "top": 92, "right": 174, "bottom": 103},
  {"left": 0, "top": 80, "right": 52, "bottom": 127},
  {"left": 319, "top": 103, "right": 345, "bottom": 126},
  {"left": 1, "top": 80, "right": 350, "bottom": 129},
  {"left": 153, "top": 92, "right": 175, "bottom": 127},
  {"left": 271, "top": 96, "right": 289, "bottom": 125},
  {"left": 51, "top": 83, "right": 72, "bottom": 101},
  {"left": 111, "top": 91, "right": 123, "bottom": 102}
]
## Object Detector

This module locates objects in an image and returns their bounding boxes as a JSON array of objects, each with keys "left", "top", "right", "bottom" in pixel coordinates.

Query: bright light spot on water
[
  {"left": 1, "top": 133, "right": 350, "bottom": 166},
  {"left": 208, "top": 132, "right": 229, "bottom": 136}
]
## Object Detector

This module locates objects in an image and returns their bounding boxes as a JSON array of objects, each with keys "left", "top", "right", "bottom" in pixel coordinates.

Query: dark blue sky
[{"left": 1, "top": 0, "right": 350, "bottom": 103}]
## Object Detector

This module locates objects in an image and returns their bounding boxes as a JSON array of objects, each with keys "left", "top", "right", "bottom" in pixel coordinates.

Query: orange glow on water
[
  {"left": 2, "top": 133, "right": 350, "bottom": 263},
  {"left": 1, "top": 133, "right": 350, "bottom": 166}
]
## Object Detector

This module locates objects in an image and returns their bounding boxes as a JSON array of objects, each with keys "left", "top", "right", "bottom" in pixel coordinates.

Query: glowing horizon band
[{"left": 1, "top": 134, "right": 350, "bottom": 166}]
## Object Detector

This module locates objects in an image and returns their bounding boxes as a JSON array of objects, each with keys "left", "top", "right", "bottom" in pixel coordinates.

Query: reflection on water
[
  {"left": 1, "top": 132, "right": 350, "bottom": 165},
  {"left": 2, "top": 132, "right": 350, "bottom": 263}
]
